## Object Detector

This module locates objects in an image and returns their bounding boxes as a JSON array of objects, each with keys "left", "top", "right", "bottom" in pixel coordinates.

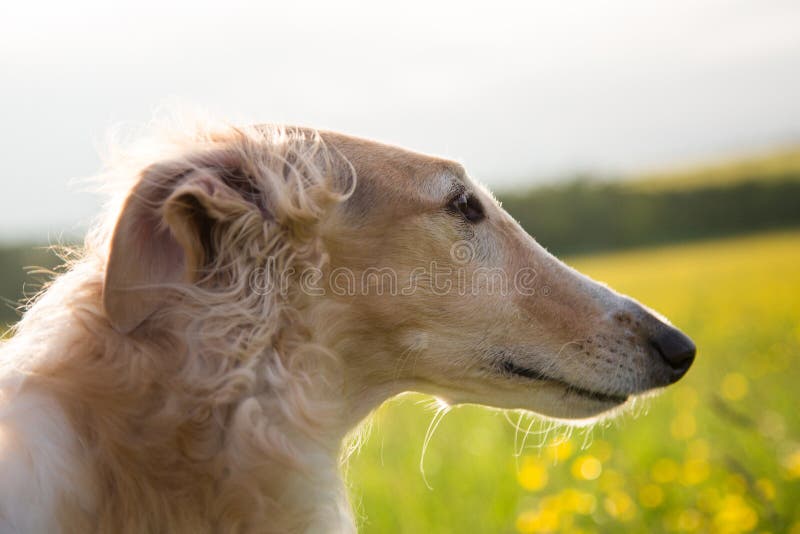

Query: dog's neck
[
  {"left": 15, "top": 296, "right": 367, "bottom": 532},
  {"left": 9, "top": 266, "right": 417, "bottom": 533}
]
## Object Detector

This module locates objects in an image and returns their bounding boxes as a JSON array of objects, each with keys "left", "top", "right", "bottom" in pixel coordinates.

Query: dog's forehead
[{"left": 320, "top": 130, "right": 467, "bottom": 199}]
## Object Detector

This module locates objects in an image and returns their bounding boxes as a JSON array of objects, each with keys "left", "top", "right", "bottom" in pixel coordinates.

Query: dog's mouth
[{"left": 499, "top": 360, "right": 629, "bottom": 405}]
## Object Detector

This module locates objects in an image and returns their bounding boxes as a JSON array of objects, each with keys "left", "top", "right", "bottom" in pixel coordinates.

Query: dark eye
[{"left": 448, "top": 192, "right": 485, "bottom": 223}]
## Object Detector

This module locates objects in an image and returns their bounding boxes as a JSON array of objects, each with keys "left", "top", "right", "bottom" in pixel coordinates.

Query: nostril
[{"left": 650, "top": 325, "right": 696, "bottom": 380}]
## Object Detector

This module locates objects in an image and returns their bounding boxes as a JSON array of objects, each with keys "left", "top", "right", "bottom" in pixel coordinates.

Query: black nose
[{"left": 650, "top": 325, "right": 696, "bottom": 382}]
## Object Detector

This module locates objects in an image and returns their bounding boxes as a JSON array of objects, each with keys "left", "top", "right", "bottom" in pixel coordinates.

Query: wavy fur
[{"left": 1, "top": 124, "right": 356, "bottom": 532}]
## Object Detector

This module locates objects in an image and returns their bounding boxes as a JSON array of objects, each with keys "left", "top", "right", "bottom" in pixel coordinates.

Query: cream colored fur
[{"left": 0, "top": 123, "right": 690, "bottom": 532}]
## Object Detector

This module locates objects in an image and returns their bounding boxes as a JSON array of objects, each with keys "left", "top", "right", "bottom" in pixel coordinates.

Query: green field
[
  {"left": 634, "top": 147, "right": 800, "bottom": 192},
  {"left": 347, "top": 230, "right": 800, "bottom": 533}
]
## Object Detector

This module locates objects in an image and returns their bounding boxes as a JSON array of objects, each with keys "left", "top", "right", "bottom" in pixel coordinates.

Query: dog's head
[
  {"left": 101, "top": 125, "right": 694, "bottom": 423},
  {"left": 318, "top": 131, "right": 695, "bottom": 421}
]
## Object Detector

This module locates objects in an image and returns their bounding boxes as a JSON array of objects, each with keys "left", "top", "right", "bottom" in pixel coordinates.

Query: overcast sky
[{"left": 1, "top": 0, "right": 799, "bottom": 241}]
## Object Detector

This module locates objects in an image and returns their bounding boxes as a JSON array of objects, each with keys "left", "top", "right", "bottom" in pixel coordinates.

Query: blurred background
[{"left": 2, "top": 1, "right": 799, "bottom": 532}]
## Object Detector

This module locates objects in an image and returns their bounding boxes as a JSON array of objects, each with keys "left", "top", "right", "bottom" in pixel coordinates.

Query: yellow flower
[
  {"left": 561, "top": 489, "right": 597, "bottom": 515},
  {"left": 651, "top": 458, "right": 679, "bottom": 484},
  {"left": 545, "top": 436, "right": 573, "bottom": 463},
  {"left": 518, "top": 456, "right": 549, "bottom": 491},
  {"left": 515, "top": 507, "right": 559, "bottom": 533},
  {"left": 782, "top": 449, "right": 800, "bottom": 479},
  {"left": 516, "top": 510, "right": 539, "bottom": 533},
  {"left": 638, "top": 484, "right": 664, "bottom": 508},
  {"left": 755, "top": 478, "right": 776, "bottom": 501},
  {"left": 539, "top": 494, "right": 562, "bottom": 511},
  {"left": 720, "top": 372, "right": 749, "bottom": 401},
  {"left": 713, "top": 494, "right": 758, "bottom": 533},
  {"left": 571, "top": 455, "right": 602, "bottom": 481},
  {"left": 536, "top": 509, "right": 560, "bottom": 532},
  {"left": 604, "top": 490, "right": 636, "bottom": 522},
  {"left": 680, "top": 459, "right": 711, "bottom": 486},
  {"left": 670, "top": 412, "right": 697, "bottom": 440}
]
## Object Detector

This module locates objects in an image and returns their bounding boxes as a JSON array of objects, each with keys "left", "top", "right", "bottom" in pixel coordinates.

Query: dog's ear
[{"left": 103, "top": 156, "right": 265, "bottom": 333}]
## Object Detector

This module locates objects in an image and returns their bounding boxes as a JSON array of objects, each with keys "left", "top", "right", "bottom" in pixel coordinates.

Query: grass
[{"left": 346, "top": 229, "right": 800, "bottom": 533}]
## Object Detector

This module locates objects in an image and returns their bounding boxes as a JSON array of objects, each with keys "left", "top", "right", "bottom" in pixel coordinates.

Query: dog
[{"left": 0, "top": 124, "right": 695, "bottom": 532}]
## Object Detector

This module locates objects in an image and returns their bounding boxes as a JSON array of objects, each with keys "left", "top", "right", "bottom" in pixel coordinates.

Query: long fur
[{"left": 1, "top": 124, "right": 356, "bottom": 532}]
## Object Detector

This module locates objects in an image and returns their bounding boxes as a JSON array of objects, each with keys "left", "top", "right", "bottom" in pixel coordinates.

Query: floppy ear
[{"left": 103, "top": 161, "right": 262, "bottom": 333}]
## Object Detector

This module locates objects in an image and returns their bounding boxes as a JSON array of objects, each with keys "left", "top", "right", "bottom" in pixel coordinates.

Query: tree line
[{"left": 2, "top": 174, "right": 799, "bottom": 325}]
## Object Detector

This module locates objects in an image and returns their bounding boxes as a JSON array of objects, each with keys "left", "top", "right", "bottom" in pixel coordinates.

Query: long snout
[{"left": 505, "top": 222, "right": 696, "bottom": 405}]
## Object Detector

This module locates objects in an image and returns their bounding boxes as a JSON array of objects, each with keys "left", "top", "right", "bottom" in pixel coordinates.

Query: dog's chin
[
  {"left": 528, "top": 381, "right": 632, "bottom": 421},
  {"left": 481, "top": 361, "right": 634, "bottom": 421},
  {"left": 439, "top": 377, "right": 633, "bottom": 423}
]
